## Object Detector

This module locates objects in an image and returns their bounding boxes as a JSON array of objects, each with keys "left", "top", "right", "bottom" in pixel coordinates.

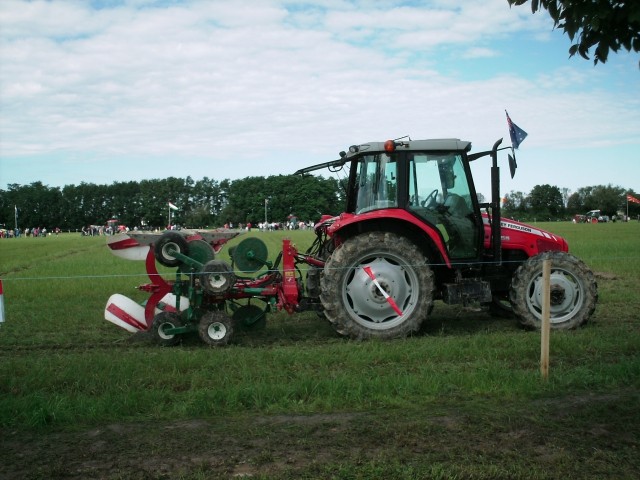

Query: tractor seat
[{"left": 444, "top": 193, "right": 470, "bottom": 217}]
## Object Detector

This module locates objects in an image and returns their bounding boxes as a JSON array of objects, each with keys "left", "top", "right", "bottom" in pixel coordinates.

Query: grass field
[{"left": 1, "top": 223, "right": 639, "bottom": 479}]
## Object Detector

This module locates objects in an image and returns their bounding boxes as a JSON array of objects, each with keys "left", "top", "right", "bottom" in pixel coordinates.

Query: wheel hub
[
  {"left": 369, "top": 278, "right": 392, "bottom": 303},
  {"left": 528, "top": 270, "right": 582, "bottom": 323},
  {"left": 158, "top": 322, "right": 176, "bottom": 340},
  {"left": 550, "top": 285, "right": 566, "bottom": 305},
  {"left": 207, "top": 322, "right": 227, "bottom": 340},
  {"left": 344, "top": 257, "right": 414, "bottom": 327}
]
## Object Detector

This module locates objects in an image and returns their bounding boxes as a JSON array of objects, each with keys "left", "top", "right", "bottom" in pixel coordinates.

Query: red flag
[{"left": 627, "top": 194, "right": 640, "bottom": 204}]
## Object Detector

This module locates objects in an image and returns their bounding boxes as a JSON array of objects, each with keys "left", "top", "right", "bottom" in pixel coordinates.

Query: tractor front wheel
[
  {"left": 198, "top": 311, "right": 234, "bottom": 347},
  {"left": 320, "top": 232, "right": 434, "bottom": 340},
  {"left": 151, "top": 311, "right": 183, "bottom": 346},
  {"left": 510, "top": 251, "right": 597, "bottom": 330}
]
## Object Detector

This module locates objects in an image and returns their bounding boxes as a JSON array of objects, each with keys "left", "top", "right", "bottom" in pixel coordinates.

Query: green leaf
[
  {"left": 568, "top": 44, "right": 579, "bottom": 57},
  {"left": 595, "top": 41, "right": 610, "bottom": 63}
]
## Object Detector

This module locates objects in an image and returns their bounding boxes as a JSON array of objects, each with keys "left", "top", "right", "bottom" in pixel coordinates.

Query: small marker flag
[
  {"left": 362, "top": 266, "right": 403, "bottom": 317},
  {"left": 168, "top": 202, "right": 179, "bottom": 211},
  {"left": 0, "top": 280, "right": 5, "bottom": 324},
  {"left": 506, "top": 110, "right": 528, "bottom": 149}
]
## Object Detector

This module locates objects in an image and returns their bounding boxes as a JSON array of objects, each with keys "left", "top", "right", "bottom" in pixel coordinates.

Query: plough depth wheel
[
  {"left": 200, "top": 260, "right": 236, "bottom": 294},
  {"left": 154, "top": 232, "right": 189, "bottom": 267},
  {"left": 151, "top": 311, "right": 183, "bottom": 346},
  {"left": 199, "top": 311, "right": 234, "bottom": 347}
]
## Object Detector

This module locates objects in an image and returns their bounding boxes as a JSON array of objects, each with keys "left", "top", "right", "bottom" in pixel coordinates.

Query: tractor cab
[{"left": 308, "top": 138, "right": 485, "bottom": 262}]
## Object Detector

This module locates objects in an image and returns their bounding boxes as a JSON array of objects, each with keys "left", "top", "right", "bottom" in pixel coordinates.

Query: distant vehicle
[
  {"left": 107, "top": 218, "right": 127, "bottom": 233},
  {"left": 581, "top": 210, "right": 609, "bottom": 223}
]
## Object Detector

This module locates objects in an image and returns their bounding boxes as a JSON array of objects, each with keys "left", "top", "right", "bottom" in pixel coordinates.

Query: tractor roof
[
  {"left": 346, "top": 138, "right": 471, "bottom": 159},
  {"left": 294, "top": 138, "right": 472, "bottom": 175}
]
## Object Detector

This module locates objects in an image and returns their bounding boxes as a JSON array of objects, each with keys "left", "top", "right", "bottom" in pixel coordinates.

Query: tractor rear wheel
[
  {"left": 320, "top": 232, "right": 434, "bottom": 340},
  {"left": 151, "top": 311, "right": 183, "bottom": 346},
  {"left": 510, "top": 251, "right": 597, "bottom": 330},
  {"left": 198, "top": 311, "right": 234, "bottom": 346}
]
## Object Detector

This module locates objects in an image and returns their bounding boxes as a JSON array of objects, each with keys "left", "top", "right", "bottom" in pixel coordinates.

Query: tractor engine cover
[{"left": 200, "top": 260, "right": 236, "bottom": 294}]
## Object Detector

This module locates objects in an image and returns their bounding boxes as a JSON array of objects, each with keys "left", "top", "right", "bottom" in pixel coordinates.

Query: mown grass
[{"left": 1, "top": 223, "right": 639, "bottom": 479}]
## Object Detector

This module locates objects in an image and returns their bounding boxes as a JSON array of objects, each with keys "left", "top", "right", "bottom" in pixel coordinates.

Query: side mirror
[
  {"left": 438, "top": 158, "right": 456, "bottom": 189},
  {"left": 508, "top": 151, "right": 517, "bottom": 179}
]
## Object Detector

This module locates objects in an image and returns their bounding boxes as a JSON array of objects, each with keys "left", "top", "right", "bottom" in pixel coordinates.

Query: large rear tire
[
  {"left": 320, "top": 232, "right": 434, "bottom": 340},
  {"left": 510, "top": 251, "right": 597, "bottom": 330}
]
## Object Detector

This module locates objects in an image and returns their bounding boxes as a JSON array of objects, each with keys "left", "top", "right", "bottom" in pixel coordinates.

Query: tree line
[
  {"left": 502, "top": 184, "right": 640, "bottom": 221},
  {"left": 1, "top": 177, "right": 638, "bottom": 232},
  {"left": 0, "top": 175, "right": 345, "bottom": 232}
]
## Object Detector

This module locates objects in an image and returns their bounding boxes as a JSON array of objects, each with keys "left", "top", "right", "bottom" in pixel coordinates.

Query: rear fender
[{"left": 328, "top": 210, "right": 451, "bottom": 267}]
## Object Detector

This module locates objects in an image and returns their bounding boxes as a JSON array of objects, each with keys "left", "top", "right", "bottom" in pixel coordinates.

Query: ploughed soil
[{"left": 2, "top": 392, "right": 639, "bottom": 479}]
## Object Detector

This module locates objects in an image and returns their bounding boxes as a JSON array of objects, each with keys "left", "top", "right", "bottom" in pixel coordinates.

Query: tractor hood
[{"left": 483, "top": 214, "right": 568, "bottom": 256}]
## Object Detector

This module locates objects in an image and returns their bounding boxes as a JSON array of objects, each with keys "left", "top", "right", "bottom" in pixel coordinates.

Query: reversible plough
[{"left": 105, "top": 228, "right": 327, "bottom": 346}]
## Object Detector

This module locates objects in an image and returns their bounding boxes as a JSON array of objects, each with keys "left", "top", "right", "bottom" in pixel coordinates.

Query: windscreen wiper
[{"left": 294, "top": 158, "right": 346, "bottom": 175}]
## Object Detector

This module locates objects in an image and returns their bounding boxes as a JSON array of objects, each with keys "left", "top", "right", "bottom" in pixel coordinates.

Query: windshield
[
  {"left": 407, "top": 153, "right": 473, "bottom": 210},
  {"left": 354, "top": 154, "right": 398, "bottom": 213}
]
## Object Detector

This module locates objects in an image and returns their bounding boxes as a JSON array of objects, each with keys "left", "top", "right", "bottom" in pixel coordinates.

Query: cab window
[
  {"left": 354, "top": 154, "right": 398, "bottom": 213},
  {"left": 407, "top": 153, "right": 479, "bottom": 259}
]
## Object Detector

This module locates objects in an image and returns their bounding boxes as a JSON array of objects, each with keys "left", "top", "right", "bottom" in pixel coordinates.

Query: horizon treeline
[
  {"left": 0, "top": 176, "right": 638, "bottom": 231},
  {"left": 0, "top": 175, "right": 345, "bottom": 231}
]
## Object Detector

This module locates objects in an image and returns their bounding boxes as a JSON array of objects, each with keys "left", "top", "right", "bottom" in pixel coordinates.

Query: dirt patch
[
  {"left": 2, "top": 393, "right": 639, "bottom": 479},
  {"left": 1, "top": 413, "right": 368, "bottom": 479},
  {"left": 595, "top": 271, "right": 618, "bottom": 280}
]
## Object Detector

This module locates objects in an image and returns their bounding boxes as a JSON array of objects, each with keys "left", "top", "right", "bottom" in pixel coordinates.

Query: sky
[{"left": 1, "top": 0, "right": 639, "bottom": 200}]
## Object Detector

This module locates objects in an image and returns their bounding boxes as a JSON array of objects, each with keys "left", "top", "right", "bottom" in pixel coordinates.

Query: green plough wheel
[
  {"left": 232, "top": 304, "right": 267, "bottom": 331},
  {"left": 233, "top": 237, "right": 269, "bottom": 273},
  {"left": 178, "top": 239, "right": 215, "bottom": 274}
]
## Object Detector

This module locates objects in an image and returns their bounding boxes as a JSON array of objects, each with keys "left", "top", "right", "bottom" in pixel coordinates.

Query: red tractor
[
  {"left": 300, "top": 137, "right": 597, "bottom": 339},
  {"left": 105, "top": 137, "right": 597, "bottom": 344}
]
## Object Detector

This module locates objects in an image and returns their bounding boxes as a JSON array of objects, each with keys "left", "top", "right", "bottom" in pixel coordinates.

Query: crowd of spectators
[
  {"left": 1, "top": 219, "right": 319, "bottom": 238},
  {"left": 0, "top": 227, "right": 63, "bottom": 238}
]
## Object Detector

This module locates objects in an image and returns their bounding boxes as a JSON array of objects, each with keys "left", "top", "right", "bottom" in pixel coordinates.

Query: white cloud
[
  {"left": 0, "top": 0, "right": 638, "bottom": 193},
  {"left": 461, "top": 47, "right": 499, "bottom": 59}
]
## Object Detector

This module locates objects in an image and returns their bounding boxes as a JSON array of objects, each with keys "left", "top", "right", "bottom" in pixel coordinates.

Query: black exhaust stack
[{"left": 490, "top": 138, "right": 503, "bottom": 265}]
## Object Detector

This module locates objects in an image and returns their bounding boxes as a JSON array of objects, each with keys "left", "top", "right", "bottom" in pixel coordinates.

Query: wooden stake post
[{"left": 540, "top": 259, "right": 551, "bottom": 379}]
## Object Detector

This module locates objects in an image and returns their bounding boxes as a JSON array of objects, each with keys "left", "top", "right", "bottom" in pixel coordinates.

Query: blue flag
[{"left": 506, "top": 110, "right": 528, "bottom": 149}]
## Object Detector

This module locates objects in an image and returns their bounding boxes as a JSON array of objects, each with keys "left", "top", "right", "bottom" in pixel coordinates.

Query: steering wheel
[{"left": 421, "top": 189, "right": 439, "bottom": 208}]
